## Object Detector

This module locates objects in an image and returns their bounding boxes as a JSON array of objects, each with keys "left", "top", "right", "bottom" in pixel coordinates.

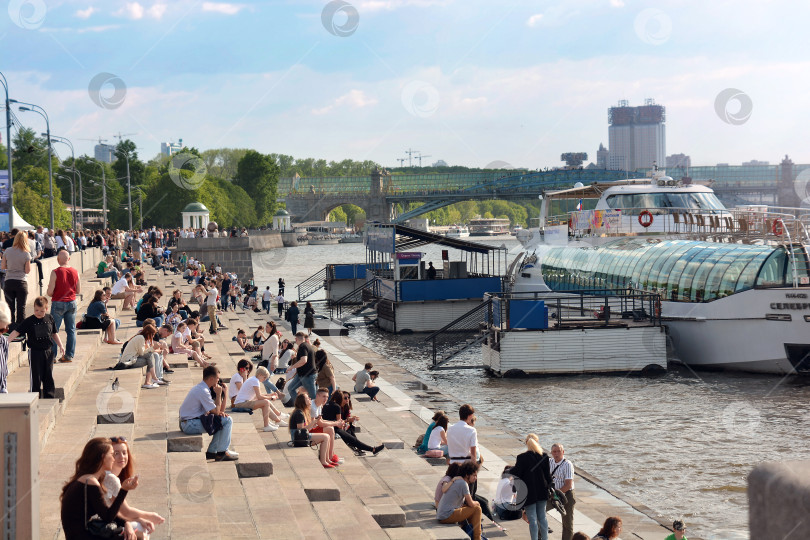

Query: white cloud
[
  {"left": 75, "top": 6, "right": 95, "bottom": 19},
  {"left": 526, "top": 14, "right": 543, "bottom": 27},
  {"left": 312, "top": 89, "right": 379, "bottom": 115},
  {"left": 357, "top": 0, "right": 452, "bottom": 12},
  {"left": 115, "top": 2, "right": 145, "bottom": 19},
  {"left": 610, "top": 0, "right": 625, "bottom": 7},
  {"left": 147, "top": 4, "right": 168, "bottom": 19},
  {"left": 201, "top": 2, "right": 246, "bottom": 15}
]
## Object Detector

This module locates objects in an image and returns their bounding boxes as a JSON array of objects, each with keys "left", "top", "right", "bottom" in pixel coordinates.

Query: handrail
[
  {"left": 331, "top": 278, "right": 381, "bottom": 320},
  {"left": 425, "top": 297, "right": 494, "bottom": 368},
  {"left": 296, "top": 267, "right": 329, "bottom": 301}
]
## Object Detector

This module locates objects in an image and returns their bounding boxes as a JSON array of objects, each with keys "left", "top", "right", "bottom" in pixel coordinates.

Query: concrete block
[
  {"left": 425, "top": 457, "right": 447, "bottom": 466},
  {"left": 236, "top": 458, "right": 273, "bottom": 478},
  {"left": 383, "top": 439, "right": 404, "bottom": 449},
  {"left": 167, "top": 433, "right": 203, "bottom": 452},
  {"left": 368, "top": 504, "right": 406, "bottom": 528},
  {"left": 748, "top": 460, "right": 810, "bottom": 540},
  {"left": 302, "top": 481, "right": 340, "bottom": 502},
  {"left": 169, "top": 363, "right": 189, "bottom": 369},
  {"left": 97, "top": 412, "right": 134, "bottom": 424}
]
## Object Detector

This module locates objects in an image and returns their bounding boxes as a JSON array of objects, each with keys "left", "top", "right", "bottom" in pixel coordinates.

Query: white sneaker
[
  {"left": 277, "top": 421, "right": 288, "bottom": 427},
  {"left": 263, "top": 424, "right": 279, "bottom": 432},
  {"left": 142, "top": 383, "right": 159, "bottom": 389},
  {"left": 280, "top": 412, "right": 290, "bottom": 419}
]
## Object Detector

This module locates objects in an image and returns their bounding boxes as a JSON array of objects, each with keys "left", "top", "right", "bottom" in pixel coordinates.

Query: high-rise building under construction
[{"left": 607, "top": 99, "right": 665, "bottom": 171}]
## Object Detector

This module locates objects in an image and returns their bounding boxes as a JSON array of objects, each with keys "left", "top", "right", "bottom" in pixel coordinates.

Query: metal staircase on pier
[
  {"left": 425, "top": 297, "right": 494, "bottom": 371},
  {"left": 330, "top": 278, "right": 382, "bottom": 325},
  {"left": 297, "top": 267, "right": 328, "bottom": 301}
]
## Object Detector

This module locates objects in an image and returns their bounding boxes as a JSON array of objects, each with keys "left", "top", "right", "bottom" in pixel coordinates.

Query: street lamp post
[
  {"left": 49, "top": 134, "right": 78, "bottom": 228},
  {"left": 64, "top": 167, "right": 83, "bottom": 228},
  {"left": 56, "top": 174, "right": 76, "bottom": 230},
  {"left": 88, "top": 159, "right": 107, "bottom": 229},
  {"left": 0, "top": 72, "right": 14, "bottom": 229},
  {"left": 12, "top": 100, "right": 54, "bottom": 229}
]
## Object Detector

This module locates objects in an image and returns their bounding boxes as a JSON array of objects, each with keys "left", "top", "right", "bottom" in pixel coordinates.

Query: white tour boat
[
  {"left": 445, "top": 225, "right": 470, "bottom": 238},
  {"left": 512, "top": 171, "right": 810, "bottom": 375}
]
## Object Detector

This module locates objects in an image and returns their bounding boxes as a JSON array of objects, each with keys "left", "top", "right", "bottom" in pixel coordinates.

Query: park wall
[{"left": 175, "top": 229, "right": 284, "bottom": 281}]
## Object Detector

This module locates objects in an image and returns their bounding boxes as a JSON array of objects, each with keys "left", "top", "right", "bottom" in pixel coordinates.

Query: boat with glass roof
[{"left": 513, "top": 171, "right": 810, "bottom": 374}]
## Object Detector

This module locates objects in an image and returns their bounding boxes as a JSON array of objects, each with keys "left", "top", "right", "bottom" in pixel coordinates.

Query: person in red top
[{"left": 47, "top": 250, "right": 81, "bottom": 363}]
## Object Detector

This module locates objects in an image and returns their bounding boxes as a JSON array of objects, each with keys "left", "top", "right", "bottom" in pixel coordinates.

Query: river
[{"left": 251, "top": 237, "right": 810, "bottom": 540}]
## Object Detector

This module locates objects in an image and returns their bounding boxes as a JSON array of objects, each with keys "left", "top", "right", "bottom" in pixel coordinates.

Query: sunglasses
[{"left": 110, "top": 436, "right": 127, "bottom": 443}]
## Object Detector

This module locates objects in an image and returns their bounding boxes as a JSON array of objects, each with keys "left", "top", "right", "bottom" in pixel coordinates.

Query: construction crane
[
  {"left": 78, "top": 136, "right": 110, "bottom": 146},
  {"left": 416, "top": 153, "right": 431, "bottom": 167},
  {"left": 404, "top": 148, "right": 419, "bottom": 167},
  {"left": 396, "top": 158, "right": 406, "bottom": 167},
  {"left": 113, "top": 131, "right": 137, "bottom": 142}
]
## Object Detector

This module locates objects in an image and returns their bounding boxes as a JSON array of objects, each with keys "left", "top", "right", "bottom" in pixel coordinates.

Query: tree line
[{"left": 1, "top": 134, "right": 541, "bottom": 230}]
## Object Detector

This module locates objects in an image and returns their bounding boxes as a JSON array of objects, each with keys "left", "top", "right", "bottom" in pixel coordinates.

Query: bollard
[{"left": 0, "top": 393, "right": 39, "bottom": 540}]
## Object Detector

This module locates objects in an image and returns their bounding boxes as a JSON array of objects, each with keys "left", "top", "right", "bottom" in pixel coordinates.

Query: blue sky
[{"left": 2, "top": 0, "right": 809, "bottom": 170}]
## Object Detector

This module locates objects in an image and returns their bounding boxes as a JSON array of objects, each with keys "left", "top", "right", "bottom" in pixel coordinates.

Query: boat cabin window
[
  {"left": 755, "top": 249, "right": 788, "bottom": 287},
  {"left": 605, "top": 192, "right": 726, "bottom": 214}
]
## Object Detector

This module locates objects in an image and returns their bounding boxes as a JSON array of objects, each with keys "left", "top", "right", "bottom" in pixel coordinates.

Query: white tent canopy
[{"left": 8, "top": 207, "right": 35, "bottom": 231}]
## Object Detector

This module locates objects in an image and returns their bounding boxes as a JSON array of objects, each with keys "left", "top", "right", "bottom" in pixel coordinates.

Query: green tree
[
  {"left": 12, "top": 127, "right": 52, "bottom": 172},
  {"left": 112, "top": 139, "right": 145, "bottom": 191},
  {"left": 235, "top": 150, "right": 278, "bottom": 226},
  {"left": 328, "top": 206, "right": 348, "bottom": 224},
  {"left": 15, "top": 165, "right": 71, "bottom": 228}
]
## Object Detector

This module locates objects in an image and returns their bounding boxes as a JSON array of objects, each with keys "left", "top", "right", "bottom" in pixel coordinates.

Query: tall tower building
[
  {"left": 161, "top": 139, "right": 185, "bottom": 157},
  {"left": 607, "top": 99, "right": 665, "bottom": 171},
  {"left": 596, "top": 143, "right": 609, "bottom": 169},
  {"left": 94, "top": 143, "right": 114, "bottom": 163}
]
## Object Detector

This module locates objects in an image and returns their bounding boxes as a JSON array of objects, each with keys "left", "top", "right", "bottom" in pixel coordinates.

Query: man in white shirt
[
  {"left": 446, "top": 404, "right": 483, "bottom": 464},
  {"left": 262, "top": 287, "right": 273, "bottom": 314},
  {"left": 206, "top": 283, "right": 219, "bottom": 334},
  {"left": 178, "top": 366, "right": 238, "bottom": 461},
  {"left": 275, "top": 293, "right": 285, "bottom": 318},
  {"left": 547, "top": 443, "right": 575, "bottom": 540}
]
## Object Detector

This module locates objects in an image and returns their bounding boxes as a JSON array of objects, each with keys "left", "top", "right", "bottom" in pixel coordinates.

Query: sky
[{"left": 2, "top": 0, "right": 810, "bottom": 170}]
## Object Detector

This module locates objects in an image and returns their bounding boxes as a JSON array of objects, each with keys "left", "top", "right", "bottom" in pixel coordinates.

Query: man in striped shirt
[{"left": 547, "top": 443, "right": 575, "bottom": 540}]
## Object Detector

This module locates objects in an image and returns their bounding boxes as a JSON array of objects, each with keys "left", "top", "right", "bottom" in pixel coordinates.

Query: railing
[
  {"left": 557, "top": 206, "right": 810, "bottom": 244},
  {"left": 490, "top": 290, "right": 663, "bottom": 332},
  {"left": 330, "top": 278, "right": 382, "bottom": 321},
  {"left": 425, "top": 298, "right": 495, "bottom": 370},
  {"left": 296, "top": 267, "right": 329, "bottom": 301}
]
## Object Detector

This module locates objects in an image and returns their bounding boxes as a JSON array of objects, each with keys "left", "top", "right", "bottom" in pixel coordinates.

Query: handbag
[
  {"left": 84, "top": 482, "right": 124, "bottom": 538},
  {"left": 292, "top": 428, "right": 311, "bottom": 447}
]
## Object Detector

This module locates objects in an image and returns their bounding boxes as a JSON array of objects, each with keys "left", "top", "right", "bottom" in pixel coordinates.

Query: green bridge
[{"left": 281, "top": 159, "right": 806, "bottom": 223}]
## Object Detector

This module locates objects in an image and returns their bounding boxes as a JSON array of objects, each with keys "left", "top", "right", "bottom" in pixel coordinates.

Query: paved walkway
[{"left": 8, "top": 263, "right": 679, "bottom": 539}]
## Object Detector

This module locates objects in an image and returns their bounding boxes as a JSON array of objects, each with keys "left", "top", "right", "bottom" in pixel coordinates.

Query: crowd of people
[
  {"left": 0, "top": 225, "right": 688, "bottom": 540},
  {"left": 424, "top": 404, "right": 688, "bottom": 540}
]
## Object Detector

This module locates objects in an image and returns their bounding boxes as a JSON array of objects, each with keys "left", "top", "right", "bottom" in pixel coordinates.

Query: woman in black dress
[
  {"left": 60, "top": 437, "right": 139, "bottom": 540},
  {"left": 304, "top": 301, "right": 315, "bottom": 335}
]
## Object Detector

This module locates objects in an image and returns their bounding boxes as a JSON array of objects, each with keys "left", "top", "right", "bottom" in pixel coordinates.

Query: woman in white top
[
  {"left": 427, "top": 414, "right": 449, "bottom": 456},
  {"left": 111, "top": 273, "right": 141, "bottom": 310},
  {"left": 232, "top": 366, "right": 288, "bottom": 431},
  {"left": 120, "top": 326, "right": 164, "bottom": 389},
  {"left": 229, "top": 359, "right": 253, "bottom": 407},
  {"left": 261, "top": 321, "right": 280, "bottom": 372},
  {"left": 170, "top": 322, "right": 210, "bottom": 368}
]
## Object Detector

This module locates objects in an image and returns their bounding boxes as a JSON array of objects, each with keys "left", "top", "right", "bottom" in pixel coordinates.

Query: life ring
[
  {"left": 772, "top": 219, "right": 784, "bottom": 236},
  {"left": 638, "top": 210, "right": 654, "bottom": 228}
]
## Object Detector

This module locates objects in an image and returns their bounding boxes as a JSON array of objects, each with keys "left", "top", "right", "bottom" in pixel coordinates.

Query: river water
[{"left": 251, "top": 237, "right": 810, "bottom": 540}]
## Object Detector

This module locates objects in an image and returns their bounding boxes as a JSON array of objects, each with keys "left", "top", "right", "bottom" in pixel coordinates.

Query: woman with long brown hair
[
  {"left": 60, "top": 437, "right": 138, "bottom": 540},
  {"left": 593, "top": 516, "right": 622, "bottom": 540},
  {"left": 107, "top": 437, "right": 165, "bottom": 538},
  {"left": 290, "top": 392, "right": 335, "bottom": 468}
]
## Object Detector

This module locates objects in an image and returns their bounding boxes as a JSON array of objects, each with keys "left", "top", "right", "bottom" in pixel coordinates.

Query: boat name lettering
[
  {"left": 769, "top": 302, "right": 810, "bottom": 310},
  {"left": 785, "top": 293, "right": 808, "bottom": 299}
]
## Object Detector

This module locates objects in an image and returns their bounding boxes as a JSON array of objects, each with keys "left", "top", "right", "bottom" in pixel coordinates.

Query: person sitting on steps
[
  {"left": 352, "top": 362, "right": 381, "bottom": 401},
  {"left": 321, "top": 390, "right": 384, "bottom": 456},
  {"left": 232, "top": 366, "right": 289, "bottom": 432},
  {"left": 289, "top": 392, "right": 339, "bottom": 469},
  {"left": 436, "top": 461, "right": 483, "bottom": 540},
  {"left": 178, "top": 366, "right": 239, "bottom": 462}
]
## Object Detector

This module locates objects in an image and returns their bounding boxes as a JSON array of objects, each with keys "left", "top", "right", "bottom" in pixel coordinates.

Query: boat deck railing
[
  {"left": 553, "top": 206, "right": 810, "bottom": 245},
  {"left": 490, "top": 289, "right": 663, "bottom": 332}
]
